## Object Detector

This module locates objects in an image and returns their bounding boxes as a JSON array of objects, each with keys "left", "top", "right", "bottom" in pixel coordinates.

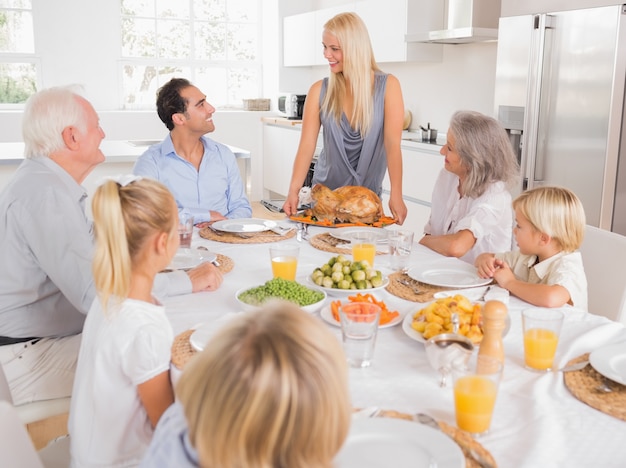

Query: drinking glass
[
  {"left": 452, "top": 354, "right": 502, "bottom": 436},
  {"left": 425, "top": 333, "right": 474, "bottom": 387},
  {"left": 339, "top": 302, "right": 381, "bottom": 368},
  {"left": 269, "top": 244, "right": 299, "bottom": 281},
  {"left": 351, "top": 232, "right": 376, "bottom": 267},
  {"left": 178, "top": 213, "right": 194, "bottom": 248},
  {"left": 522, "top": 308, "right": 565, "bottom": 371},
  {"left": 387, "top": 229, "right": 414, "bottom": 271}
]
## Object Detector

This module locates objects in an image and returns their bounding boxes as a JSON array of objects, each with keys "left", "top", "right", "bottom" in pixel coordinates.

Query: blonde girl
[
  {"left": 282, "top": 11, "right": 407, "bottom": 224},
  {"left": 69, "top": 176, "right": 178, "bottom": 467},
  {"left": 142, "top": 301, "right": 352, "bottom": 468},
  {"left": 475, "top": 186, "right": 588, "bottom": 309}
]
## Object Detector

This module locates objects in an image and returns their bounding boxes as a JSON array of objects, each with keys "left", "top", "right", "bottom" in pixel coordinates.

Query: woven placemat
[
  {"left": 215, "top": 253, "right": 234, "bottom": 274},
  {"left": 563, "top": 353, "right": 626, "bottom": 421},
  {"left": 171, "top": 329, "right": 197, "bottom": 370},
  {"left": 385, "top": 271, "right": 451, "bottom": 302},
  {"left": 378, "top": 409, "right": 496, "bottom": 468},
  {"left": 199, "top": 227, "right": 296, "bottom": 244},
  {"left": 309, "top": 232, "right": 387, "bottom": 255}
]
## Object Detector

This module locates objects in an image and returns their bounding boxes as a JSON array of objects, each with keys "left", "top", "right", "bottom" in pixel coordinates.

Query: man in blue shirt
[{"left": 133, "top": 78, "right": 252, "bottom": 224}]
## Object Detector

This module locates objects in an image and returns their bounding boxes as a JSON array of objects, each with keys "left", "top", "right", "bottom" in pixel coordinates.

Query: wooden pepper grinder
[{"left": 478, "top": 300, "right": 508, "bottom": 367}]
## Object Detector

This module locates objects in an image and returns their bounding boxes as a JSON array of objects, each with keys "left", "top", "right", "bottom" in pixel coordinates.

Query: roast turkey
[{"left": 308, "top": 184, "right": 383, "bottom": 224}]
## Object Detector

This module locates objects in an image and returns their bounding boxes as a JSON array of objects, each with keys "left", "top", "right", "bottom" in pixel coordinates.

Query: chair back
[
  {"left": 579, "top": 225, "right": 626, "bottom": 324},
  {"left": 0, "top": 400, "right": 45, "bottom": 468},
  {"left": 0, "top": 360, "right": 71, "bottom": 424}
]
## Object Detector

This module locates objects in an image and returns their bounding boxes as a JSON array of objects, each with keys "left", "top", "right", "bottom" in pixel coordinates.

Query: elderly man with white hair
[{"left": 0, "top": 86, "right": 222, "bottom": 406}]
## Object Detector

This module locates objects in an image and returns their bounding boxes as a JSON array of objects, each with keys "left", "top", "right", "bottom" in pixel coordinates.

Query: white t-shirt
[
  {"left": 424, "top": 169, "right": 514, "bottom": 264},
  {"left": 69, "top": 298, "right": 173, "bottom": 467}
]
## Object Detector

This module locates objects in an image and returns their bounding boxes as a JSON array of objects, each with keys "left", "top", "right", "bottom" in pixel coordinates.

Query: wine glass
[{"left": 425, "top": 333, "right": 474, "bottom": 387}]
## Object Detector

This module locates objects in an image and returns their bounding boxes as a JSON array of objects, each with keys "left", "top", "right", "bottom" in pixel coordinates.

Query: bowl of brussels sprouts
[{"left": 308, "top": 255, "right": 389, "bottom": 297}]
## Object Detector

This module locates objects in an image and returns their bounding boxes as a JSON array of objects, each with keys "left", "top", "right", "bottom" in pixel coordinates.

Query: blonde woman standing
[
  {"left": 141, "top": 301, "right": 352, "bottom": 467},
  {"left": 282, "top": 12, "right": 407, "bottom": 225},
  {"left": 69, "top": 177, "right": 180, "bottom": 467}
]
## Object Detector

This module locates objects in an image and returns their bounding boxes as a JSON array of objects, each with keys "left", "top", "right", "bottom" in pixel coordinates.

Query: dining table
[{"left": 163, "top": 216, "right": 626, "bottom": 468}]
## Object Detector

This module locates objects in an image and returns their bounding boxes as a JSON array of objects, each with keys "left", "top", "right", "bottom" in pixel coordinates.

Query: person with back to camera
[
  {"left": 0, "top": 86, "right": 222, "bottom": 408},
  {"left": 69, "top": 177, "right": 180, "bottom": 467},
  {"left": 281, "top": 12, "right": 408, "bottom": 225},
  {"left": 141, "top": 301, "right": 352, "bottom": 468},
  {"left": 419, "top": 110, "right": 520, "bottom": 264},
  {"left": 133, "top": 77, "right": 252, "bottom": 226},
  {"left": 475, "top": 186, "right": 588, "bottom": 310}
]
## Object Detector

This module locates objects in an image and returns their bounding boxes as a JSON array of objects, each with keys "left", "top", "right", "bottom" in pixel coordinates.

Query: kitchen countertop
[
  {"left": 260, "top": 119, "right": 444, "bottom": 152},
  {"left": 0, "top": 140, "right": 251, "bottom": 165},
  {"left": 261, "top": 116, "right": 302, "bottom": 126}
]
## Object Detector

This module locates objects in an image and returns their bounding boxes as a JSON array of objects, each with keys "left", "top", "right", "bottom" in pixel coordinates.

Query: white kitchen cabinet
[
  {"left": 381, "top": 142, "right": 444, "bottom": 235},
  {"left": 355, "top": 0, "right": 443, "bottom": 63},
  {"left": 283, "top": 12, "right": 316, "bottom": 67},
  {"left": 283, "top": 0, "right": 442, "bottom": 67},
  {"left": 262, "top": 124, "right": 302, "bottom": 196}
]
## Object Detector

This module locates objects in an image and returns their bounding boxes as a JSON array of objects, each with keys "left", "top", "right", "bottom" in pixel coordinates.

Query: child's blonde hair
[
  {"left": 513, "top": 186, "right": 586, "bottom": 252},
  {"left": 322, "top": 12, "right": 380, "bottom": 135},
  {"left": 91, "top": 178, "right": 177, "bottom": 308},
  {"left": 176, "top": 301, "right": 352, "bottom": 468}
]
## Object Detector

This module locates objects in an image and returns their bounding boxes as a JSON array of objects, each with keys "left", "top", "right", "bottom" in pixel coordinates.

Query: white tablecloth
[{"left": 164, "top": 222, "right": 626, "bottom": 468}]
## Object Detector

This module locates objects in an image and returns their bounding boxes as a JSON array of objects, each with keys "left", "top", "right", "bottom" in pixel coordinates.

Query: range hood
[{"left": 406, "top": 0, "right": 500, "bottom": 44}]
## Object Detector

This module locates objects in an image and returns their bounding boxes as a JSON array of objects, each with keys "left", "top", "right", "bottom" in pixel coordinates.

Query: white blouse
[
  {"left": 424, "top": 169, "right": 514, "bottom": 264},
  {"left": 69, "top": 298, "right": 173, "bottom": 467}
]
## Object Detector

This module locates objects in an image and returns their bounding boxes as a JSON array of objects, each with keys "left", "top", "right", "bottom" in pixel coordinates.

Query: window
[
  {"left": 120, "top": 0, "right": 260, "bottom": 109},
  {"left": 0, "top": 0, "right": 38, "bottom": 105}
]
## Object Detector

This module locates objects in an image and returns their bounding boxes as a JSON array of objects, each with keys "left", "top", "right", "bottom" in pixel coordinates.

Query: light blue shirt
[
  {"left": 133, "top": 135, "right": 252, "bottom": 223},
  {"left": 140, "top": 401, "right": 199, "bottom": 468}
]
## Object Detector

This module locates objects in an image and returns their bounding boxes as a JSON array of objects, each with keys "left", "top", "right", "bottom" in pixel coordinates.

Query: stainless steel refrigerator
[{"left": 493, "top": 4, "right": 626, "bottom": 233}]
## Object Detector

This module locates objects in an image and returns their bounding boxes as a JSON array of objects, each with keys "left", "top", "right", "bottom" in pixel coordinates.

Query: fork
[
  {"left": 477, "top": 286, "right": 491, "bottom": 302},
  {"left": 398, "top": 278, "right": 423, "bottom": 295}
]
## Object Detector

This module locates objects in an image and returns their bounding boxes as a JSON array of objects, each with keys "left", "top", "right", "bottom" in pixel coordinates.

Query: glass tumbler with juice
[
  {"left": 452, "top": 354, "right": 502, "bottom": 435},
  {"left": 269, "top": 244, "right": 299, "bottom": 281},
  {"left": 351, "top": 232, "right": 376, "bottom": 267},
  {"left": 522, "top": 308, "right": 564, "bottom": 371}
]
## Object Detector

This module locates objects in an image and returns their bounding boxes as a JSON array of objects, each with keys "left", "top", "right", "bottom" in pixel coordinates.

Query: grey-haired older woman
[{"left": 419, "top": 110, "right": 520, "bottom": 264}]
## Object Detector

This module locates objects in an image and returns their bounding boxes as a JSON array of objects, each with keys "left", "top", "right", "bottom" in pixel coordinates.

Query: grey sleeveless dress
[{"left": 312, "top": 72, "right": 388, "bottom": 195}]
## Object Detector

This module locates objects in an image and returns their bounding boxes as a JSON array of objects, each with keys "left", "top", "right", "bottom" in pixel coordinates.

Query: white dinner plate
[
  {"left": 334, "top": 417, "right": 464, "bottom": 468},
  {"left": 167, "top": 248, "right": 217, "bottom": 270},
  {"left": 589, "top": 342, "right": 626, "bottom": 385},
  {"left": 189, "top": 314, "right": 240, "bottom": 352},
  {"left": 211, "top": 218, "right": 277, "bottom": 233},
  {"left": 402, "top": 311, "right": 428, "bottom": 343},
  {"left": 330, "top": 226, "right": 389, "bottom": 244},
  {"left": 407, "top": 261, "right": 491, "bottom": 288},
  {"left": 319, "top": 301, "right": 406, "bottom": 329},
  {"left": 306, "top": 275, "right": 389, "bottom": 297},
  {"left": 401, "top": 301, "right": 511, "bottom": 344}
]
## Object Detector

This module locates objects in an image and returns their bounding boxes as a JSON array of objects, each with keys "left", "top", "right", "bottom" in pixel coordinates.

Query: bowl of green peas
[{"left": 236, "top": 277, "right": 327, "bottom": 314}]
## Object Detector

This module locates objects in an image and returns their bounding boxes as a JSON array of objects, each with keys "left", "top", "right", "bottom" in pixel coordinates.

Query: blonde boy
[{"left": 475, "top": 186, "right": 587, "bottom": 310}]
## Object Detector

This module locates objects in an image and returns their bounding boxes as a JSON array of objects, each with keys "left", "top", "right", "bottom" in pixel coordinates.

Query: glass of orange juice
[
  {"left": 269, "top": 244, "right": 299, "bottom": 281},
  {"left": 522, "top": 308, "right": 565, "bottom": 371},
  {"left": 351, "top": 232, "right": 377, "bottom": 267},
  {"left": 452, "top": 354, "right": 503, "bottom": 436}
]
